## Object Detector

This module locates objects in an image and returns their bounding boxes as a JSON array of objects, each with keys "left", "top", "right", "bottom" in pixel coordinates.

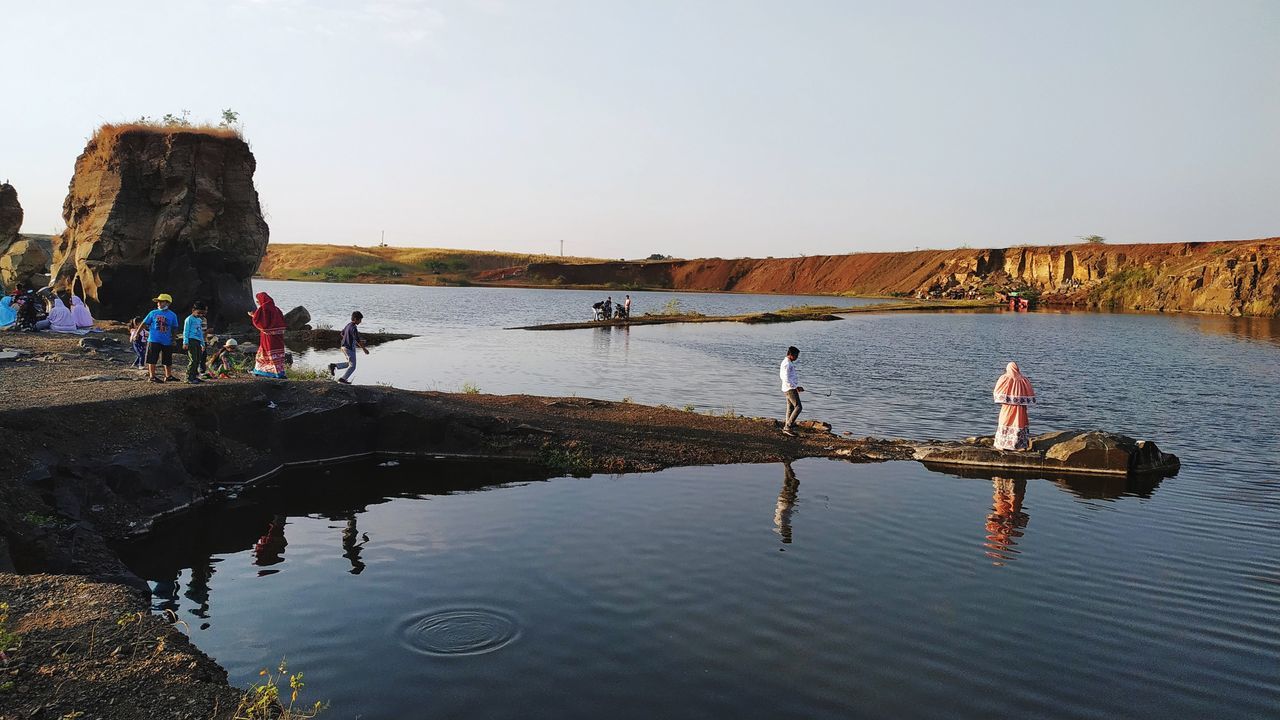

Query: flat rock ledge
[{"left": 912, "top": 430, "right": 1180, "bottom": 477}]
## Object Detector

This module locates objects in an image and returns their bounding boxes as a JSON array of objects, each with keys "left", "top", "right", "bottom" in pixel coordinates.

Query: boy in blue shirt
[
  {"left": 182, "top": 301, "right": 208, "bottom": 384},
  {"left": 142, "top": 293, "right": 180, "bottom": 384},
  {"left": 327, "top": 311, "right": 369, "bottom": 384}
]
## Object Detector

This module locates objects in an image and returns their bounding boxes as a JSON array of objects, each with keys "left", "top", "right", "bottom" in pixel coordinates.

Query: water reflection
[
  {"left": 122, "top": 458, "right": 550, "bottom": 619},
  {"left": 984, "top": 478, "right": 1029, "bottom": 565},
  {"left": 253, "top": 515, "right": 289, "bottom": 575},
  {"left": 774, "top": 463, "right": 800, "bottom": 545},
  {"left": 342, "top": 513, "right": 370, "bottom": 575}
]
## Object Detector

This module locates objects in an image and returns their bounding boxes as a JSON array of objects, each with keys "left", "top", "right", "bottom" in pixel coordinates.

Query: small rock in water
[{"left": 378, "top": 460, "right": 401, "bottom": 468}]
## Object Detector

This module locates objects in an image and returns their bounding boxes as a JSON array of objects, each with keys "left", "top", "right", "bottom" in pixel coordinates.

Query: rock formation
[
  {"left": 913, "top": 430, "right": 1180, "bottom": 477},
  {"left": 50, "top": 125, "right": 270, "bottom": 328},
  {"left": 0, "top": 183, "right": 51, "bottom": 291},
  {"left": 523, "top": 237, "right": 1280, "bottom": 317},
  {"left": 284, "top": 305, "right": 311, "bottom": 331}
]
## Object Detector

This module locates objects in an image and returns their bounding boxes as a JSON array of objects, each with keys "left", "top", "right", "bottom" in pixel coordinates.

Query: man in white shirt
[{"left": 779, "top": 346, "right": 805, "bottom": 436}]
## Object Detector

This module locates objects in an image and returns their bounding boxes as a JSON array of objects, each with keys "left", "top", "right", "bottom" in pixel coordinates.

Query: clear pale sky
[{"left": 5, "top": 0, "right": 1278, "bottom": 258}]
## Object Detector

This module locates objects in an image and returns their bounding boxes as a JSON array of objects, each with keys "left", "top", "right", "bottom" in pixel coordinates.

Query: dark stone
[
  {"left": 915, "top": 430, "right": 1179, "bottom": 477},
  {"left": 284, "top": 305, "right": 311, "bottom": 331}
]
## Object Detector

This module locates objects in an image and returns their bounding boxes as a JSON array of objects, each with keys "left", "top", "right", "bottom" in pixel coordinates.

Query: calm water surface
[{"left": 129, "top": 280, "right": 1278, "bottom": 717}]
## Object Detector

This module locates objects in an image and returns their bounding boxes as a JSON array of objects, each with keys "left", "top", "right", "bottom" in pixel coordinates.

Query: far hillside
[{"left": 258, "top": 244, "right": 607, "bottom": 285}]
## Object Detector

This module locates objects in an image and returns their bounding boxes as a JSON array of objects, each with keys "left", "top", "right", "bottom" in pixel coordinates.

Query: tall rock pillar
[{"left": 51, "top": 126, "right": 270, "bottom": 328}]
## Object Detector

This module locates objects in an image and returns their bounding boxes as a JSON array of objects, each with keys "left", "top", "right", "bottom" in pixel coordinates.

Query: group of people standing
[
  {"left": 125, "top": 291, "right": 369, "bottom": 385},
  {"left": 779, "top": 348, "right": 1037, "bottom": 449}
]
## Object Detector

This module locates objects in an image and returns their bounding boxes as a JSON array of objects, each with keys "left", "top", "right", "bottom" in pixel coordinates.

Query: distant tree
[
  {"left": 449, "top": 260, "right": 469, "bottom": 272},
  {"left": 161, "top": 112, "right": 190, "bottom": 127},
  {"left": 647, "top": 253, "right": 669, "bottom": 261},
  {"left": 424, "top": 260, "right": 446, "bottom": 274},
  {"left": 219, "top": 108, "right": 240, "bottom": 127},
  {"left": 1079, "top": 235, "right": 1107, "bottom": 244}
]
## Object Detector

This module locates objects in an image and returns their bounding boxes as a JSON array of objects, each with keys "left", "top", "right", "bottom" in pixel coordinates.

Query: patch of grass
[
  {"left": 285, "top": 367, "right": 328, "bottom": 381},
  {"left": 0, "top": 602, "right": 21, "bottom": 665},
  {"left": 621, "top": 396, "right": 633, "bottom": 403},
  {"left": 461, "top": 382, "right": 481, "bottom": 395},
  {"left": 300, "top": 262, "right": 405, "bottom": 283},
  {"left": 1211, "top": 247, "right": 1231, "bottom": 256},
  {"left": 539, "top": 442, "right": 594, "bottom": 476},
  {"left": 20, "top": 511, "right": 60, "bottom": 527},
  {"left": 683, "top": 404, "right": 696, "bottom": 412},
  {"left": 642, "top": 299, "right": 704, "bottom": 318},
  {"left": 235, "top": 659, "right": 327, "bottom": 720}
]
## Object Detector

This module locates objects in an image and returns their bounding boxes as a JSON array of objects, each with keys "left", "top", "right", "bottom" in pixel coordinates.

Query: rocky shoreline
[{"left": 0, "top": 332, "right": 1178, "bottom": 719}]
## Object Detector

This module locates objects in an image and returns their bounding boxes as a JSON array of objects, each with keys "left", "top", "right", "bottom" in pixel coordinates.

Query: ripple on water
[{"left": 396, "top": 608, "right": 521, "bottom": 657}]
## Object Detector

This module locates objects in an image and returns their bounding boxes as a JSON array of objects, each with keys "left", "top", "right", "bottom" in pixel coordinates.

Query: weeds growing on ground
[
  {"left": 285, "top": 367, "right": 328, "bottom": 381},
  {"left": 20, "top": 511, "right": 60, "bottom": 527},
  {"left": 683, "top": 404, "right": 696, "bottom": 412},
  {"left": 643, "top": 299, "right": 704, "bottom": 318},
  {"left": 461, "top": 382, "right": 481, "bottom": 394},
  {"left": 539, "top": 442, "right": 594, "bottom": 476},
  {"left": 0, "top": 602, "right": 21, "bottom": 667},
  {"left": 234, "top": 660, "right": 327, "bottom": 720}
]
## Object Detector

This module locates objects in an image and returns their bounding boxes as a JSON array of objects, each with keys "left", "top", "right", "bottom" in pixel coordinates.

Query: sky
[{"left": 4, "top": 0, "right": 1278, "bottom": 259}]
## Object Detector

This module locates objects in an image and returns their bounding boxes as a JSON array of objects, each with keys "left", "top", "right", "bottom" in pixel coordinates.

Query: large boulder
[
  {"left": 0, "top": 236, "right": 51, "bottom": 290},
  {"left": 0, "top": 183, "right": 21, "bottom": 250},
  {"left": 284, "top": 305, "right": 311, "bottom": 331},
  {"left": 50, "top": 126, "right": 270, "bottom": 329}
]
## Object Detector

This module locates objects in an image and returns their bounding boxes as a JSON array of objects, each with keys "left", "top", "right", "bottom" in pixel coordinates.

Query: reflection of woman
[
  {"left": 342, "top": 514, "right": 370, "bottom": 575},
  {"left": 992, "top": 361, "right": 1036, "bottom": 450},
  {"left": 249, "top": 292, "right": 288, "bottom": 378},
  {"left": 774, "top": 463, "right": 799, "bottom": 544},
  {"left": 984, "top": 478, "right": 1029, "bottom": 564},
  {"left": 253, "top": 515, "right": 289, "bottom": 569}
]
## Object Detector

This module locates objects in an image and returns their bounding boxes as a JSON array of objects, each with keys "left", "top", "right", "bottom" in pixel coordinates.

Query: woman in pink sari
[
  {"left": 993, "top": 361, "right": 1035, "bottom": 450},
  {"left": 249, "top": 292, "right": 288, "bottom": 378}
]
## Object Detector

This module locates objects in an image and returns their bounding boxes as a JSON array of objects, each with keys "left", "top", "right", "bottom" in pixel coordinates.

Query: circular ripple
[{"left": 397, "top": 608, "right": 520, "bottom": 657}]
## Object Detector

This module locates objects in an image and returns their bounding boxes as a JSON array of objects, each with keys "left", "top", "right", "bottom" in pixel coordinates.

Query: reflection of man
[
  {"left": 774, "top": 463, "right": 800, "bottom": 544},
  {"left": 342, "top": 514, "right": 370, "bottom": 575},
  {"left": 984, "top": 478, "right": 1029, "bottom": 565}
]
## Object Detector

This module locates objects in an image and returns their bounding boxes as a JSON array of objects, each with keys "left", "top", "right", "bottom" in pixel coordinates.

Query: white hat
[{"left": 225, "top": 338, "right": 239, "bottom": 348}]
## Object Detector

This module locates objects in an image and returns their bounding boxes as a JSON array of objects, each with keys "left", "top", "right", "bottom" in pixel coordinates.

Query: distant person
[
  {"left": 182, "top": 301, "right": 208, "bottom": 383},
  {"left": 623, "top": 294, "right": 632, "bottom": 318},
  {"left": 592, "top": 300, "right": 605, "bottom": 321},
  {"left": 779, "top": 346, "right": 805, "bottom": 436},
  {"left": 0, "top": 296, "right": 16, "bottom": 330},
  {"left": 142, "top": 293, "right": 180, "bottom": 383},
  {"left": 70, "top": 296, "right": 95, "bottom": 329},
  {"left": 992, "top": 361, "right": 1036, "bottom": 450},
  {"left": 604, "top": 296, "right": 613, "bottom": 319},
  {"left": 327, "top": 311, "right": 368, "bottom": 384},
  {"left": 127, "top": 316, "right": 147, "bottom": 367},
  {"left": 248, "top": 292, "right": 288, "bottom": 379}
]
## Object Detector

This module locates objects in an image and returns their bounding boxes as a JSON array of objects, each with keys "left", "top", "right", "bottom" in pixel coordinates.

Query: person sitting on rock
[
  {"left": 70, "top": 295, "right": 95, "bottom": 329},
  {"left": 992, "top": 361, "right": 1036, "bottom": 450}
]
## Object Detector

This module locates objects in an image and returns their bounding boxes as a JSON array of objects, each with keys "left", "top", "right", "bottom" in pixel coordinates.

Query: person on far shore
[
  {"left": 142, "top": 293, "right": 180, "bottom": 383},
  {"left": 779, "top": 346, "right": 805, "bottom": 436},
  {"left": 992, "top": 361, "right": 1036, "bottom": 450},
  {"left": 127, "top": 316, "right": 147, "bottom": 368},
  {"left": 328, "top": 311, "right": 368, "bottom": 384},
  {"left": 623, "top": 294, "right": 631, "bottom": 318},
  {"left": 248, "top": 292, "right": 288, "bottom": 379},
  {"left": 182, "top": 301, "right": 208, "bottom": 384}
]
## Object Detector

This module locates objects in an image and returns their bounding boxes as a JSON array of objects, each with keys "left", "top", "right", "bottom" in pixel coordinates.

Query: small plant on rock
[{"left": 461, "top": 382, "right": 481, "bottom": 394}]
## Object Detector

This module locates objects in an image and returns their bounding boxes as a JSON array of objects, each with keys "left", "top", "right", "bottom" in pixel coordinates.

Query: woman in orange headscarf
[
  {"left": 992, "top": 361, "right": 1035, "bottom": 450},
  {"left": 249, "top": 292, "right": 288, "bottom": 378}
]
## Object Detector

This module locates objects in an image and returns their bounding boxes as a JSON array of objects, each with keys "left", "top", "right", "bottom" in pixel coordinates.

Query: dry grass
[
  {"left": 86, "top": 122, "right": 243, "bottom": 166},
  {"left": 258, "top": 243, "right": 606, "bottom": 284}
]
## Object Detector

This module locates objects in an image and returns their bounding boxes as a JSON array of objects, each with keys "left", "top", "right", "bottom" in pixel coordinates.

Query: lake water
[{"left": 125, "top": 280, "right": 1279, "bottom": 717}]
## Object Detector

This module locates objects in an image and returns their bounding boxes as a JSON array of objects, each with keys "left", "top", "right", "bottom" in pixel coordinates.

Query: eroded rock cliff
[
  {"left": 51, "top": 125, "right": 270, "bottom": 327},
  {"left": 525, "top": 237, "right": 1280, "bottom": 316}
]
